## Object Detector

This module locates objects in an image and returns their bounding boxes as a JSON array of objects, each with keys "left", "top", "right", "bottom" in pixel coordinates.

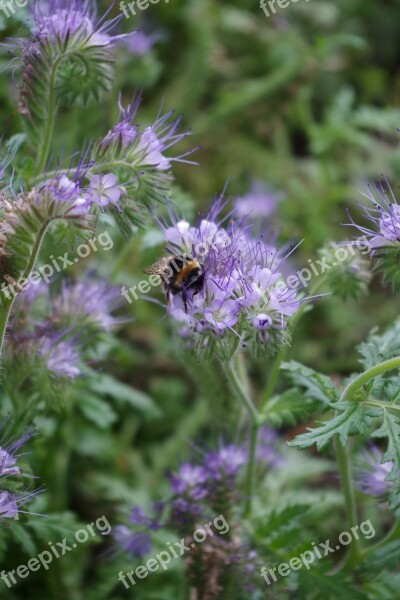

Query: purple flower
[
  {"left": 0, "top": 425, "right": 34, "bottom": 478},
  {"left": 130, "top": 505, "right": 162, "bottom": 531},
  {"left": 113, "top": 525, "right": 152, "bottom": 557},
  {"left": 355, "top": 447, "right": 393, "bottom": 497},
  {"left": 89, "top": 174, "right": 124, "bottom": 207},
  {"left": 170, "top": 464, "right": 209, "bottom": 501},
  {"left": 38, "top": 338, "right": 81, "bottom": 379},
  {"left": 125, "top": 31, "right": 162, "bottom": 55},
  {"left": 235, "top": 180, "right": 283, "bottom": 220},
  {"left": 345, "top": 179, "right": 400, "bottom": 250},
  {"left": 31, "top": 0, "right": 125, "bottom": 48},
  {"left": 40, "top": 174, "right": 91, "bottom": 216},
  {"left": 255, "top": 426, "right": 285, "bottom": 468},
  {"left": 0, "top": 491, "right": 18, "bottom": 519},
  {"left": 97, "top": 98, "right": 196, "bottom": 172},
  {"left": 151, "top": 194, "right": 310, "bottom": 357},
  {"left": 52, "top": 280, "right": 122, "bottom": 331},
  {"left": 205, "top": 445, "right": 247, "bottom": 485}
]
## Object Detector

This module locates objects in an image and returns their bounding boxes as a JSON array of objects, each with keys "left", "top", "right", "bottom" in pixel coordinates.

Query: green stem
[
  {"left": 223, "top": 359, "right": 260, "bottom": 518},
  {"left": 335, "top": 438, "right": 360, "bottom": 566},
  {"left": 0, "top": 221, "right": 52, "bottom": 367},
  {"left": 0, "top": 300, "right": 13, "bottom": 363},
  {"left": 259, "top": 276, "right": 328, "bottom": 412},
  {"left": 339, "top": 356, "right": 400, "bottom": 402},
  {"left": 362, "top": 520, "right": 400, "bottom": 558},
  {"left": 36, "top": 59, "right": 60, "bottom": 174}
]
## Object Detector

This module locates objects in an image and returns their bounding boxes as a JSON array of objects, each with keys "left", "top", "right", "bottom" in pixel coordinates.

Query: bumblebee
[{"left": 144, "top": 255, "right": 205, "bottom": 312}]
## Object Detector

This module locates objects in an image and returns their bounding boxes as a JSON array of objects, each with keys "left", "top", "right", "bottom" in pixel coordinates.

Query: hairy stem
[
  {"left": 223, "top": 359, "right": 260, "bottom": 518},
  {"left": 335, "top": 438, "right": 360, "bottom": 566},
  {"left": 0, "top": 221, "right": 52, "bottom": 367},
  {"left": 339, "top": 356, "right": 400, "bottom": 402},
  {"left": 36, "top": 58, "right": 61, "bottom": 174}
]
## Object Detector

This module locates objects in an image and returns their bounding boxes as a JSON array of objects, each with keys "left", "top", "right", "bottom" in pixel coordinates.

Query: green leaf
[
  {"left": 89, "top": 373, "right": 161, "bottom": 418},
  {"left": 289, "top": 402, "right": 373, "bottom": 450},
  {"left": 9, "top": 522, "right": 37, "bottom": 556},
  {"left": 261, "top": 388, "right": 319, "bottom": 426},
  {"left": 78, "top": 393, "right": 118, "bottom": 429},
  {"left": 282, "top": 361, "right": 339, "bottom": 404}
]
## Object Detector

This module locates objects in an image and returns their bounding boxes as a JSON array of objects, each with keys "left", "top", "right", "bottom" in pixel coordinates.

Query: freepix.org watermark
[
  {"left": 0, "top": 516, "right": 111, "bottom": 588},
  {"left": 121, "top": 236, "right": 371, "bottom": 305},
  {"left": 119, "top": 0, "right": 170, "bottom": 19},
  {"left": 260, "top": 519, "right": 375, "bottom": 585},
  {"left": 118, "top": 514, "right": 230, "bottom": 588},
  {"left": 0, "top": 231, "right": 113, "bottom": 301},
  {"left": 260, "top": 0, "right": 310, "bottom": 19},
  {"left": 0, "top": 0, "right": 28, "bottom": 18}
]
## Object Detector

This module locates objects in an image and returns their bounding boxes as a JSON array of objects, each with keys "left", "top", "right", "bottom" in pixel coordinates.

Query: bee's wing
[{"left": 143, "top": 256, "right": 174, "bottom": 276}]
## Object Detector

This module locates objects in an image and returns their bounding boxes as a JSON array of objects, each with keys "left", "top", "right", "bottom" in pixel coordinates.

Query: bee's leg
[{"left": 164, "top": 286, "right": 171, "bottom": 310}]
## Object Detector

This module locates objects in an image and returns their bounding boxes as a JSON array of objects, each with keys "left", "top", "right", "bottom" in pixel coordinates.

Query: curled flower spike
[
  {"left": 5, "top": 0, "right": 127, "bottom": 155},
  {"left": 147, "top": 194, "right": 314, "bottom": 361}
]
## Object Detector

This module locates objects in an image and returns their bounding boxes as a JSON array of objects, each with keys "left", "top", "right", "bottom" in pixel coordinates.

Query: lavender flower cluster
[
  {"left": 154, "top": 196, "right": 310, "bottom": 360},
  {"left": 0, "top": 424, "right": 41, "bottom": 520},
  {"left": 114, "top": 429, "right": 282, "bottom": 558},
  {"left": 8, "top": 279, "right": 121, "bottom": 382}
]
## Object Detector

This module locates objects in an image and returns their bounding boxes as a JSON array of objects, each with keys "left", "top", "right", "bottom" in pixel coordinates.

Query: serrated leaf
[
  {"left": 289, "top": 402, "right": 369, "bottom": 450},
  {"left": 262, "top": 388, "right": 319, "bottom": 426},
  {"left": 282, "top": 361, "right": 339, "bottom": 404}
]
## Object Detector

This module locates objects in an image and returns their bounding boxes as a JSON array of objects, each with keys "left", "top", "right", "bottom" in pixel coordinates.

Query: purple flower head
[
  {"left": 205, "top": 445, "right": 247, "bottom": 486},
  {"left": 40, "top": 174, "right": 91, "bottom": 216},
  {"left": 355, "top": 446, "right": 394, "bottom": 497},
  {"left": 125, "top": 31, "right": 162, "bottom": 55},
  {"left": 38, "top": 337, "right": 81, "bottom": 379},
  {"left": 170, "top": 463, "right": 209, "bottom": 501},
  {"left": 130, "top": 504, "right": 162, "bottom": 531},
  {"left": 97, "top": 97, "right": 196, "bottom": 172},
  {"left": 235, "top": 180, "right": 283, "bottom": 220},
  {"left": 0, "top": 424, "right": 34, "bottom": 478},
  {"left": 31, "top": 0, "right": 125, "bottom": 48},
  {"left": 113, "top": 525, "right": 152, "bottom": 557},
  {"left": 255, "top": 426, "right": 285, "bottom": 468},
  {"left": 0, "top": 488, "right": 43, "bottom": 521},
  {"left": 89, "top": 173, "right": 124, "bottom": 207},
  {"left": 153, "top": 194, "right": 311, "bottom": 358},
  {"left": 345, "top": 178, "right": 400, "bottom": 250},
  {"left": 52, "top": 280, "right": 123, "bottom": 331}
]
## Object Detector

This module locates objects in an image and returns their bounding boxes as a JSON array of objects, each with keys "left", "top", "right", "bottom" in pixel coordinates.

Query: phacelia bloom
[
  {"left": 113, "top": 526, "right": 152, "bottom": 558},
  {"left": 235, "top": 180, "right": 283, "bottom": 220},
  {"left": 125, "top": 31, "right": 162, "bottom": 55},
  {"left": 130, "top": 505, "right": 162, "bottom": 531},
  {"left": 0, "top": 426, "right": 34, "bottom": 478},
  {"left": 89, "top": 174, "right": 124, "bottom": 207},
  {"left": 205, "top": 445, "right": 247, "bottom": 486},
  {"left": 255, "top": 426, "right": 285, "bottom": 468},
  {"left": 96, "top": 98, "right": 196, "bottom": 172},
  {"left": 52, "top": 280, "right": 123, "bottom": 332},
  {"left": 31, "top": 0, "right": 125, "bottom": 48},
  {"left": 39, "top": 174, "right": 91, "bottom": 216},
  {"left": 355, "top": 447, "right": 394, "bottom": 497},
  {"left": 345, "top": 179, "right": 400, "bottom": 250},
  {"left": 170, "top": 464, "right": 209, "bottom": 501},
  {"left": 38, "top": 338, "right": 81, "bottom": 379},
  {"left": 152, "top": 195, "right": 311, "bottom": 359},
  {"left": 0, "top": 422, "right": 42, "bottom": 521}
]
